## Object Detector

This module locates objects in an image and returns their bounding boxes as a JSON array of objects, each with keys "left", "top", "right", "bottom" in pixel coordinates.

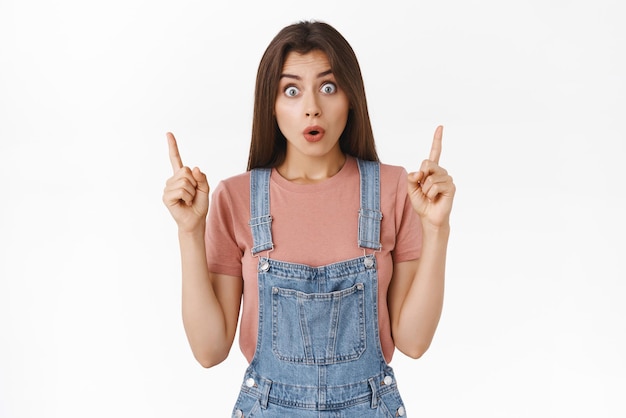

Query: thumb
[
  {"left": 407, "top": 171, "right": 424, "bottom": 191},
  {"left": 192, "top": 167, "right": 210, "bottom": 194}
]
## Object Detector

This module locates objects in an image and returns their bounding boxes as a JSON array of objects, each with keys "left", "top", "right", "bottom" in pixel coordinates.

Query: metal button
[
  {"left": 245, "top": 377, "right": 255, "bottom": 388},
  {"left": 364, "top": 257, "right": 374, "bottom": 268},
  {"left": 260, "top": 260, "right": 270, "bottom": 272},
  {"left": 235, "top": 409, "right": 243, "bottom": 418},
  {"left": 396, "top": 405, "right": 405, "bottom": 416},
  {"left": 272, "top": 287, "right": 278, "bottom": 294},
  {"left": 383, "top": 375, "right": 393, "bottom": 386},
  {"left": 356, "top": 283, "right": 364, "bottom": 290}
]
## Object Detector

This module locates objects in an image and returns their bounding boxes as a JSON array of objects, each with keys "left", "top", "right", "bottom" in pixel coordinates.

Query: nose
[{"left": 304, "top": 93, "right": 321, "bottom": 118}]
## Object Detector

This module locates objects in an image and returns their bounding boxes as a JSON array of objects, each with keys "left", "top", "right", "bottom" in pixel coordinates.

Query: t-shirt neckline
[{"left": 270, "top": 155, "right": 356, "bottom": 193}]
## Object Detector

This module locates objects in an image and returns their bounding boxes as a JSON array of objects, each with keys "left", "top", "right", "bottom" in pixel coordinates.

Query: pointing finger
[
  {"left": 429, "top": 125, "right": 443, "bottom": 164},
  {"left": 167, "top": 132, "right": 183, "bottom": 172}
]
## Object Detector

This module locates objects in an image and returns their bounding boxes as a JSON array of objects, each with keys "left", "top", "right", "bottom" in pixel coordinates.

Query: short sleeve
[
  {"left": 391, "top": 168, "right": 422, "bottom": 263},
  {"left": 205, "top": 180, "right": 245, "bottom": 277}
]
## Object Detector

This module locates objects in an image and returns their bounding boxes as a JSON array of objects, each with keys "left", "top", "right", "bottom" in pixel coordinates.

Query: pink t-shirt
[{"left": 205, "top": 156, "right": 422, "bottom": 363}]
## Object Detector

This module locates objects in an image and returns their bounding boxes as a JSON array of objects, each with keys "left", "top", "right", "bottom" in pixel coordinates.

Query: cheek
[
  {"left": 329, "top": 101, "right": 350, "bottom": 125},
  {"left": 330, "top": 94, "right": 350, "bottom": 116},
  {"left": 274, "top": 103, "right": 299, "bottom": 135},
  {"left": 274, "top": 103, "right": 290, "bottom": 124}
]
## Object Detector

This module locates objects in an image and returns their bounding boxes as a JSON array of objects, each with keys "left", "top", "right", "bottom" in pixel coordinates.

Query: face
[{"left": 275, "top": 50, "right": 350, "bottom": 163}]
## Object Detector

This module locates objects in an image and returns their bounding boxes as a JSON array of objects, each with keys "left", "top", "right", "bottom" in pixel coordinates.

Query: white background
[{"left": 1, "top": 0, "right": 625, "bottom": 417}]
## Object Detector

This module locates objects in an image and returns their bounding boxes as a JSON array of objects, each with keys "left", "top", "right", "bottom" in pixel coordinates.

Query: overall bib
[{"left": 232, "top": 160, "right": 407, "bottom": 417}]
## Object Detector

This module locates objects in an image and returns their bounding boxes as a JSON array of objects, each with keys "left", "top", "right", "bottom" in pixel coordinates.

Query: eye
[
  {"left": 320, "top": 82, "right": 337, "bottom": 94},
  {"left": 284, "top": 86, "right": 300, "bottom": 97}
]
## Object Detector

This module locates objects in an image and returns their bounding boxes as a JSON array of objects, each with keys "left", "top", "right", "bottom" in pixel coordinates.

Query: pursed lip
[{"left": 302, "top": 125, "right": 326, "bottom": 142}]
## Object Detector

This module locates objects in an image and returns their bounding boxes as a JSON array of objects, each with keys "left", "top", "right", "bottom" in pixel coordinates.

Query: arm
[
  {"left": 388, "top": 126, "right": 455, "bottom": 359},
  {"left": 163, "top": 132, "right": 242, "bottom": 368},
  {"left": 388, "top": 226, "right": 448, "bottom": 358},
  {"left": 178, "top": 228, "right": 242, "bottom": 367}
]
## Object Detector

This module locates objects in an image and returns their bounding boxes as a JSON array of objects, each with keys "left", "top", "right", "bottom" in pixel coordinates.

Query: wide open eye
[
  {"left": 320, "top": 82, "right": 337, "bottom": 94},
  {"left": 284, "top": 86, "right": 300, "bottom": 97}
]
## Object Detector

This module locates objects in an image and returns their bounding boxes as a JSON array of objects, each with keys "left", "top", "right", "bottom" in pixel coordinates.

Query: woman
[{"left": 163, "top": 21, "right": 455, "bottom": 417}]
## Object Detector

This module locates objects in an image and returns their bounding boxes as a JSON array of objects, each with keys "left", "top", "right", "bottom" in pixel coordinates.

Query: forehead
[{"left": 281, "top": 50, "right": 332, "bottom": 74}]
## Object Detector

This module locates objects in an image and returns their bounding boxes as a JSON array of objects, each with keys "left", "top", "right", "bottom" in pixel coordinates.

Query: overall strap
[
  {"left": 357, "top": 159, "right": 383, "bottom": 251},
  {"left": 248, "top": 168, "right": 274, "bottom": 255}
]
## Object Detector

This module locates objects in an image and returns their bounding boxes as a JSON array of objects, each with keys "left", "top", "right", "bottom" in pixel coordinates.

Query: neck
[{"left": 277, "top": 151, "right": 347, "bottom": 184}]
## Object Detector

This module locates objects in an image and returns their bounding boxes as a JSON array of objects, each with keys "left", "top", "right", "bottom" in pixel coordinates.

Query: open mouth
[{"left": 303, "top": 126, "right": 325, "bottom": 142}]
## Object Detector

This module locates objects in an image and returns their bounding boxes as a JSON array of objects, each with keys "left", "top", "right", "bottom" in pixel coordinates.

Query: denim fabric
[
  {"left": 249, "top": 167, "right": 273, "bottom": 255},
  {"left": 358, "top": 160, "right": 383, "bottom": 251},
  {"left": 234, "top": 160, "right": 406, "bottom": 417}
]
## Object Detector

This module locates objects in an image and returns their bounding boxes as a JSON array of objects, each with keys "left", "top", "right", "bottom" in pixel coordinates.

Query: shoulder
[
  {"left": 379, "top": 161, "right": 408, "bottom": 177},
  {"left": 355, "top": 158, "right": 407, "bottom": 179},
  {"left": 213, "top": 171, "right": 250, "bottom": 197},
  {"left": 378, "top": 161, "right": 409, "bottom": 190},
  {"left": 352, "top": 158, "right": 408, "bottom": 193},
  {"left": 210, "top": 171, "right": 251, "bottom": 211}
]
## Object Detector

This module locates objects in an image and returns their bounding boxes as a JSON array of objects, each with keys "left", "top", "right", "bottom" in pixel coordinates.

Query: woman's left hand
[{"left": 407, "top": 125, "right": 456, "bottom": 229}]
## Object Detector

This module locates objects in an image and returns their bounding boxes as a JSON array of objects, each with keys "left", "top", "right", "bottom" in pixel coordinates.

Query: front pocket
[{"left": 271, "top": 283, "right": 366, "bottom": 364}]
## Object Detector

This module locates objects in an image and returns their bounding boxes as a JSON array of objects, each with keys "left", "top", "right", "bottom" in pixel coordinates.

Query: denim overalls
[{"left": 232, "top": 159, "right": 407, "bottom": 417}]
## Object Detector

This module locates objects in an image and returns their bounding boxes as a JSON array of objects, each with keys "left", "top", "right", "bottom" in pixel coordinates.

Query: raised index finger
[
  {"left": 167, "top": 132, "right": 183, "bottom": 172},
  {"left": 428, "top": 125, "right": 443, "bottom": 164}
]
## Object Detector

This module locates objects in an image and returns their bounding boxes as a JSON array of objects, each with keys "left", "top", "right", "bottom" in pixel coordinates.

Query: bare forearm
[
  {"left": 178, "top": 227, "right": 232, "bottom": 367},
  {"left": 398, "top": 124, "right": 455, "bottom": 357},
  {"left": 394, "top": 225, "right": 449, "bottom": 358},
  {"left": 163, "top": 134, "right": 239, "bottom": 367}
]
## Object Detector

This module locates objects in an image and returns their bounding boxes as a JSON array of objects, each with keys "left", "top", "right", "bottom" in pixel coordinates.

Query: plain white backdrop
[{"left": 1, "top": 0, "right": 624, "bottom": 417}]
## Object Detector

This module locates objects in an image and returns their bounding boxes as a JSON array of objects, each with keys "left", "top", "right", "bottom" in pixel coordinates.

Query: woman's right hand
[{"left": 162, "top": 132, "right": 210, "bottom": 232}]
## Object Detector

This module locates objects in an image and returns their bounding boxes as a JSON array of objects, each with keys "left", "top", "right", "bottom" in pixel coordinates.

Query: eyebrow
[{"left": 280, "top": 69, "right": 333, "bottom": 80}]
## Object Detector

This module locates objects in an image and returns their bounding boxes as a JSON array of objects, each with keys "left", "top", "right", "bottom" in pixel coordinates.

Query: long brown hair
[{"left": 247, "top": 21, "right": 379, "bottom": 170}]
